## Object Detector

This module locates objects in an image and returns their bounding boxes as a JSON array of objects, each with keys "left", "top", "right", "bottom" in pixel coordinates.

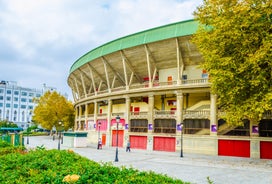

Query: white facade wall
[{"left": 0, "top": 81, "right": 47, "bottom": 129}]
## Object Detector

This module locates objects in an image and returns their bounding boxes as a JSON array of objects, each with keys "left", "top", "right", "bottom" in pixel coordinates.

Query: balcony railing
[
  {"left": 183, "top": 110, "right": 210, "bottom": 119},
  {"left": 77, "top": 78, "right": 210, "bottom": 100},
  {"left": 78, "top": 110, "right": 211, "bottom": 120}
]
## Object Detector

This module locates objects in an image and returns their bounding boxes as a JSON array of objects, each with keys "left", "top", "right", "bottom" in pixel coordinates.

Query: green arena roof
[{"left": 69, "top": 19, "right": 198, "bottom": 73}]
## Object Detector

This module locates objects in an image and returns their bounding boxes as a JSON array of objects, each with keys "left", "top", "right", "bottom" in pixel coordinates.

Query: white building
[{"left": 0, "top": 80, "right": 56, "bottom": 129}]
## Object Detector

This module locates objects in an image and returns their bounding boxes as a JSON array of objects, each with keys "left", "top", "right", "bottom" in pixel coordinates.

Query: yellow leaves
[
  {"left": 63, "top": 174, "right": 80, "bottom": 183},
  {"left": 32, "top": 91, "right": 75, "bottom": 130}
]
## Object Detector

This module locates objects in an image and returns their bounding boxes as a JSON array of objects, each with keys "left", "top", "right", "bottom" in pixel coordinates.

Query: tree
[
  {"left": 0, "top": 120, "right": 18, "bottom": 128},
  {"left": 32, "top": 91, "right": 75, "bottom": 131},
  {"left": 193, "top": 0, "right": 272, "bottom": 125}
]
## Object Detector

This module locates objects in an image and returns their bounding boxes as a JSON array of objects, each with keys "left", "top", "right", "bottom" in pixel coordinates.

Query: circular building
[{"left": 68, "top": 19, "right": 272, "bottom": 158}]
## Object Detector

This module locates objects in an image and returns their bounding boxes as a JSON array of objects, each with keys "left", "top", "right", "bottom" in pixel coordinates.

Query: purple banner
[
  {"left": 211, "top": 125, "right": 217, "bottom": 132},
  {"left": 125, "top": 124, "right": 129, "bottom": 130},
  {"left": 148, "top": 124, "right": 153, "bottom": 130},
  {"left": 177, "top": 124, "right": 182, "bottom": 131},
  {"left": 252, "top": 125, "right": 259, "bottom": 133}
]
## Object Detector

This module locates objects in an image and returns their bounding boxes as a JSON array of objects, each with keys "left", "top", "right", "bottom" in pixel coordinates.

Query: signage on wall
[
  {"left": 211, "top": 124, "right": 217, "bottom": 132},
  {"left": 252, "top": 125, "right": 259, "bottom": 134},
  {"left": 148, "top": 124, "right": 153, "bottom": 130},
  {"left": 125, "top": 124, "right": 129, "bottom": 130}
]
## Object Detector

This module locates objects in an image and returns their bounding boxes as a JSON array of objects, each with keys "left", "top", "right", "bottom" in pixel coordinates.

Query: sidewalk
[{"left": 25, "top": 136, "right": 272, "bottom": 184}]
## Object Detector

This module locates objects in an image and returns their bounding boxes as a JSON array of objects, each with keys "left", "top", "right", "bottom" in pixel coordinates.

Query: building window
[
  {"left": 6, "top": 103, "right": 11, "bottom": 108},
  {"left": 21, "top": 98, "right": 27, "bottom": 102},
  {"left": 21, "top": 105, "right": 26, "bottom": 109},
  {"left": 6, "top": 110, "right": 9, "bottom": 120},
  {"left": 14, "top": 104, "right": 18, "bottom": 108},
  {"left": 6, "top": 96, "right": 11, "bottom": 101},
  {"left": 36, "top": 93, "right": 41, "bottom": 97},
  {"left": 14, "top": 91, "right": 19, "bottom": 95},
  {"left": 0, "top": 96, "right": 3, "bottom": 100},
  {"left": 28, "top": 106, "right": 33, "bottom": 110},
  {"left": 6, "top": 90, "right": 11, "bottom": 95},
  {"left": 21, "top": 91, "right": 27, "bottom": 96},
  {"left": 22, "top": 111, "right": 25, "bottom": 121},
  {"left": 0, "top": 103, "right": 3, "bottom": 107},
  {"left": 29, "top": 93, "right": 34, "bottom": 97},
  {"left": 29, "top": 99, "right": 32, "bottom": 103},
  {"left": 0, "top": 89, "right": 3, "bottom": 93},
  {"left": 14, "top": 97, "right": 18, "bottom": 101}
]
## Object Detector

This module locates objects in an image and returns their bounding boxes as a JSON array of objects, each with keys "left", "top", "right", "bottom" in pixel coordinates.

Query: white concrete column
[
  {"left": 125, "top": 96, "right": 131, "bottom": 130},
  {"left": 94, "top": 101, "right": 98, "bottom": 127},
  {"left": 106, "top": 99, "right": 112, "bottom": 147},
  {"left": 148, "top": 94, "right": 154, "bottom": 131},
  {"left": 74, "top": 106, "right": 78, "bottom": 131},
  {"left": 210, "top": 94, "right": 218, "bottom": 136},
  {"left": 176, "top": 91, "right": 183, "bottom": 125},
  {"left": 147, "top": 94, "right": 154, "bottom": 151},
  {"left": 85, "top": 103, "right": 88, "bottom": 131}
]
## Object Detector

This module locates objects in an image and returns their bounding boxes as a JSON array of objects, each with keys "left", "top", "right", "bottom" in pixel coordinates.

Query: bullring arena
[{"left": 68, "top": 19, "right": 272, "bottom": 159}]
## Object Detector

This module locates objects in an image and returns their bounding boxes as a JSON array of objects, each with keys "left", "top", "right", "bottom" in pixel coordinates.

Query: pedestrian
[
  {"left": 126, "top": 141, "right": 131, "bottom": 152},
  {"left": 97, "top": 138, "right": 102, "bottom": 149}
]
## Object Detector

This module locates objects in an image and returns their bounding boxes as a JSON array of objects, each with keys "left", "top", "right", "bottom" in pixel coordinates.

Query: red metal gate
[
  {"left": 153, "top": 137, "right": 176, "bottom": 152},
  {"left": 130, "top": 135, "right": 147, "bottom": 149},
  {"left": 112, "top": 130, "right": 124, "bottom": 147},
  {"left": 218, "top": 140, "right": 250, "bottom": 158},
  {"left": 260, "top": 141, "right": 272, "bottom": 159}
]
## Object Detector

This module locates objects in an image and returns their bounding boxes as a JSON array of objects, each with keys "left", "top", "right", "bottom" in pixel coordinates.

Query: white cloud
[{"left": 0, "top": 0, "right": 202, "bottom": 100}]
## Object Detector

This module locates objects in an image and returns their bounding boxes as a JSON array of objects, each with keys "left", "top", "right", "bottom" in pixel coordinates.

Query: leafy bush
[{"left": 0, "top": 146, "right": 189, "bottom": 184}]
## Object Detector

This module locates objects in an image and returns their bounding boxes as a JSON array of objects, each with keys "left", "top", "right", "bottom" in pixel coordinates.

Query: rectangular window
[
  {"left": 36, "top": 93, "right": 41, "bottom": 97},
  {"left": 29, "top": 93, "right": 34, "bottom": 97},
  {"left": 21, "top": 91, "right": 27, "bottom": 96},
  {"left": 6, "top": 103, "right": 11, "bottom": 108},
  {"left": 7, "top": 96, "right": 11, "bottom": 101},
  {"left": 0, "top": 103, "right": 3, "bottom": 107},
  {"left": 29, "top": 99, "right": 32, "bottom": 103},
  {"left": 21, "top": 98, "right": 27, "bottom": 102},
  {"left": 21, "top": 105, "right": 26, "bottom": 109},
  {"left": 0, "top": 96, "right": 3, "bottom": 100},
  {"left": 6, "top": 90, "right": 11, "bottom": 94},
  {"left": 28, "top": 106, "right": 33, "bottom": 110},
  {"left": 14, "top": 91, "right": 19, "bottom": 95},
  {"left": 14, "top": 97, "right": 19, "bottom": 101},
  {"left": 14, "top": 104, "right": 18, "bottom": 108},
  {"left": 0, "top": 89, "right": 3, "bottom": 93}
]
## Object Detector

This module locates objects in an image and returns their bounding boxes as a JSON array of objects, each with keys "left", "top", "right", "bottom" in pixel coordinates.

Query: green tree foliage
[
  {"left": 193, "top": 0, "right": 272, "bottom": 125},
  {"left": 32, "top": 91, "right": 75, "bottom": 131},
  {"left": 0, "top": 120, "right": 18, "bottom": 128}
]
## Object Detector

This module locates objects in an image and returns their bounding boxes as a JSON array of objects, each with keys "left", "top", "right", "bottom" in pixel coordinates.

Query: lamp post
[
  {"left": 114, "top": 115, "right": 120, "bottom": 162},
  {"left": 97, "top": 122, "right": 101, "bottom": 149},
  {"left": 180, "top": 122, "right": 184, "bottom": 157},
  {"left": 26, "top": 122, "right": 30, "bottom": 144},
  {"left": 58, "top": 121, "right": 62, "bottom": 150},
  {"left": 52, "top": 126, "right": 56, "bottom": 141}
]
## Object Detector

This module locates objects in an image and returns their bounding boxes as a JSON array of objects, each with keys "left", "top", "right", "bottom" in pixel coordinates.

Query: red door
[
  {"left": 218, "top": 140, "right": 250, "bottom": 158},
  {"left": 112, "top": 130, "right": 124, "bottom": 147},
  {"left": 153, "top": 137, "right": 176, "bottom": 152},
  {"left": 102, "top": 134, "right": 106, "bottom": 145},
  {"left": 130, "top": 136, "right": 147, "bottom": 149},
  {"left": 260, "top": 141, "right": 272, "bottom": 159}
]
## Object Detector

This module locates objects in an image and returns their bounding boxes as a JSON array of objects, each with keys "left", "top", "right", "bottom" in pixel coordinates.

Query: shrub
[{"left": 0, "top": 148, "right": 189, "bottom": 184}]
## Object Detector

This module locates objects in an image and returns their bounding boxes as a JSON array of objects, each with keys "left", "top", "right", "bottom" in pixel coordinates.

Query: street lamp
[
  {"left": 114, "top": 115, "right": 120, "bottom": 162},
  {"left": 97, "top": 122, "right": 101, "bottom": 149},
  {"left": 180, "top": 122, "right": 184, "bottom": 157},
  {"left": 26, "top": 122, "right": 30, "bottom": 144},
  {"left": 58, "top": 121, "right": 62, "bottom": 150}
]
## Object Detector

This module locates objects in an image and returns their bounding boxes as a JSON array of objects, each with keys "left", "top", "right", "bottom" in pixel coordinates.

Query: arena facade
[{"left": 68, "top": 19, "right": 272, "bottom": 159}]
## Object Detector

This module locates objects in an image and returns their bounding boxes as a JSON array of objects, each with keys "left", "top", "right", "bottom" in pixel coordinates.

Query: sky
[{"left": 0, "top": 0, "right": 202, "bottom": 101}]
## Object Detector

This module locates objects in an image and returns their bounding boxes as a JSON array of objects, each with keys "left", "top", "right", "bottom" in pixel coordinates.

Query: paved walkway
[{"left": 25, "top": 136, "right": 272, "bottom": 184}]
